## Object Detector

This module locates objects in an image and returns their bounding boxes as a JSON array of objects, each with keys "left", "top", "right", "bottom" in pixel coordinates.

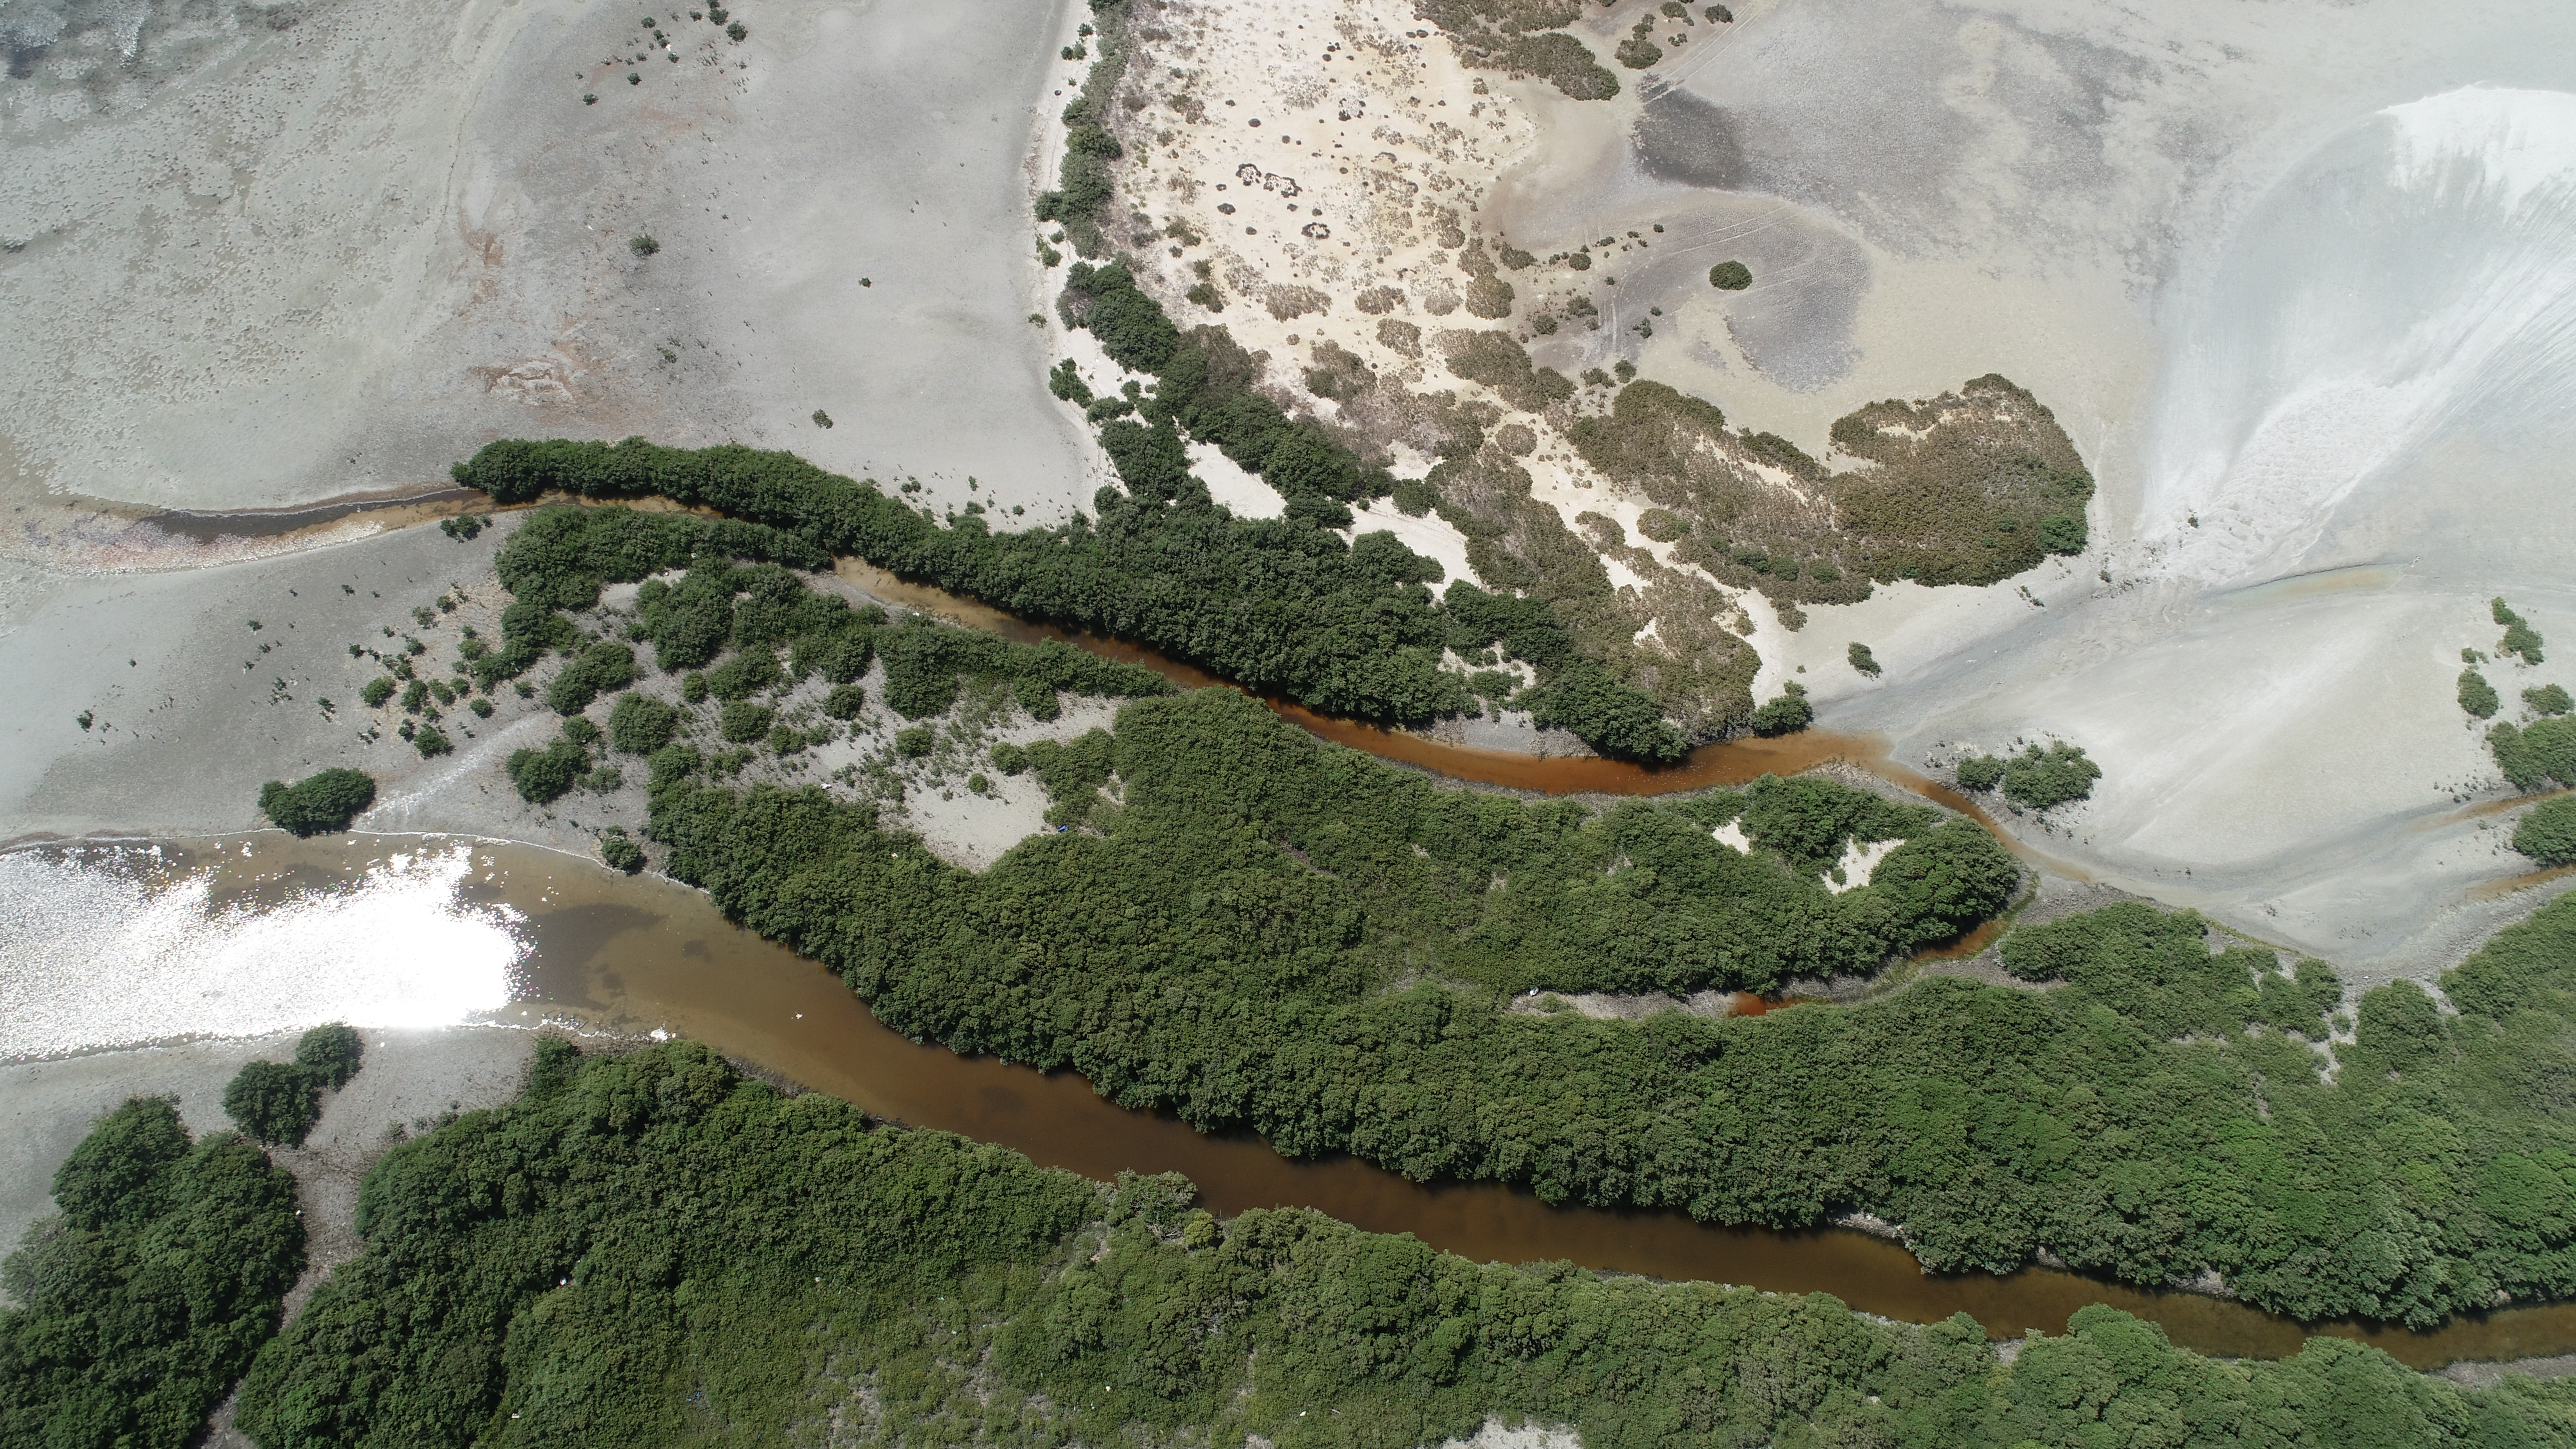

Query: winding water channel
[
  {"left": 2, "top": 827, "right": 2549, "bottom": 1374},
  {"left": 31, "top": 502, "right": 2568, "bottom": 1368}
]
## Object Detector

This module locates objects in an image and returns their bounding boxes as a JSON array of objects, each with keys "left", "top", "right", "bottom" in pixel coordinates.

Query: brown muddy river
[
  {"left": 84, "top": 832, "right": 2571, "bottom": 1370},
  {"left": 19, "top": 512, "right": 2554, "bottom": 1366}
]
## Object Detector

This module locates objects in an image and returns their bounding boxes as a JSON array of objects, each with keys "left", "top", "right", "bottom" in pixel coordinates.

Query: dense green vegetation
[
  {"left": 2496, "top": 597, "right": 2546, "bottom": 665},
  {"left": 230, "top": 1039, "right": 2576, "bottom": 1448},
  {"left": 643, "top": 700, "right": 2576, "bottom": 1327},
  {"left": 1709, "top": 259, "right": 1753, "bottom": 290},
  {"left": 223, "top": 1023, "right": 365, "bottom": 1148},
  {"left": 2489, "top": 717, "right": 2576, "bottom": 792},
  {"left": 256, "top": 768, "right": 376, "bottom": 836},
  {"left": 1955, "top": 742, "right": 2101, "bottom": 812},
  {"left": 454, "top": 431, "right": 1684, "bottom": 755},
  {"left": 655, "top": 684, "right": 2010, "bottom": 1000},
  {"left": 2513, "top": 796, "right": 2576, "bottom": 867},
  {"left": 1032, "top": 0, "right": 1134, "bottom": 257},
  {"left": 1, "top": 1097, "right": 304, "bottom": 1448},
  {"left": 2463, "top": 668, "right": 2502, "bottom": 718}
]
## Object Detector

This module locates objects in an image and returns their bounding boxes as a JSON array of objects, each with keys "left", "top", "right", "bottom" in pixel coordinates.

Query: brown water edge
[{"left": 155, "top": 832, "right": 2576, "bottom": 1370}]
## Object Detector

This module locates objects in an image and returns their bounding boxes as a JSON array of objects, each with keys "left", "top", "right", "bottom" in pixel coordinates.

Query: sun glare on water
[{"left": 0, "top": 844, "right": 529, "bottom": 1060}]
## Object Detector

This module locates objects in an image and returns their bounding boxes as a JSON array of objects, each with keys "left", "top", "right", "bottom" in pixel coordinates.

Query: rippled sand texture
[{"left": 0, "top": 0, "right": 1087, "bottom": 521}]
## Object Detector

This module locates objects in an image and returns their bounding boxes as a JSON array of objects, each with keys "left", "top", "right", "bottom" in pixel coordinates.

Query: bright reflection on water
[{"left": 0, "top": 840, "right": 528, "bottom": 1061}]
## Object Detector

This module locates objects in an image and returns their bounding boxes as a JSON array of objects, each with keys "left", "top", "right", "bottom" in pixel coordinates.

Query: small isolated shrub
[
  {"left": 222, "top": 1062, "right": 318, "bottom": 1148},
  {"left": 1848, "top": 642, "right": 1882, "bottom": 677},
  {"left": 1709, "top": 260, "right": 1753, "bottom": 290},
  {"left": 824, "top": 684, "right": 869, "bottom": 719},
  {"left": 895, "top": 724, "right": 934, "bottom": 757},
  {"left": 1956, "top": 753, "right": 2007, "bottom": 793},
  {"left": 1614, "top": 35, "right": 1660, "bottom": 68},
  {"left": 2496, "top": 597, "right": 2547, "bottom": 664},
  {"left": 628, "top": 72, "right": 641, "bottom": 84},
  {"left": 601, "top": 828, "right": 645, "bottom": 873},
  {"left": 1749, "top": 681, "right": 1811, "bottom": 736},
  {"left": 812, "top": 409, "right": 833, "bottom": 428},
  {"left": 1999, "top": 741, "right": 2101, "bottom": 811},
  {"left": 412, "top": 725, "right": 453, "bottom": 758},
  {"left": 548, "top": 641, "right": 638, "bottom": 715},
  {"left": 2512, "top": 796, "right": 2576, "bottom": 867},
  {"left": 966, "top": 772, "right": 990, "bottom": 795},
  {"left": 509, "top": 739, "right": 588, "bottom": 804},
  {"left": 401, "top": 680, "right": 429, "bottom": 714},
  {"left": 628, "top": 234, "right": 659, "bottom": 257},
  {"left": 469, "top": 697, "right": 495, "bottom": 718},
  {"left": 2527, "top": 684, "right": 2573, "bottom": 716},
  {"left": 76, "top": 709, "right": 94, "bottom": 730},
  {"left": 2460, "top": 668, "right": 2501, "bottom": 719},
  {"left": 608, "top": 692, "right": 681, "bottom": 754},
  {"left": 294, "top": 1024, "right": 363, "bottom": 1090},
  {"left": 725, "top": 20, "right": 745, "bottom": 40},
  {"left": 224, "top": 1023, "right": 365, "bottom": 1147},
  {"left": 359, "top": 676, "right": 396, "bottom": 707},
  {"left": 719, "top": 700, "right": 774, "bottom": 743},
  {"left": 258, "top": 769, "right": 376, "bottom": 836}
]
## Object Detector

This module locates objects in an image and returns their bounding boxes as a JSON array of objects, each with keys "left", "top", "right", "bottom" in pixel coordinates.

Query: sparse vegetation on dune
[
  {"left": 1568, "top": 375, "right": 2094, "bottom": 608},
  {"left": 1953, "top": 741, "right": 2100, "bottom": 811},
  {"left": 227, "top": 1038, "right": 2576, "bottom": 1449}
]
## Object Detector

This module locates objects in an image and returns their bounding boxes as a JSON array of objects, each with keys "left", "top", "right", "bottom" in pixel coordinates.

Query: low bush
[
  {"left": 608, "top": 691, "right": 681, "bottom": 754},
  {"left": 2463, "top": 668, "right": 2502, "bottom": 718},
  {"left": 257, "top": 769, "right": 376, "bottom": 836},
  {"left": 2528, "top": 684, "right": 2572, "bottom": 716},
  {"left": 1708, "top": 259, "right": 1752, "bottom": 290},
  {"left": 223, "top": 1024, "right": 365, "bottom": 1147},
  {"left": 2496, "top": 596, "right": 2547, "bottom": 665},
  {"left": 894, "top": 724, "right": 934, "bottom": 757},
  {"left": 1847, "top": 641, "right": 1882, "bottom": 677},
  {"left": 2492, "top": 718, "right": 2576, "bottom": 792},
  {"left": 411, "top": 725, "right": 453, "bottom": 758},
  {"left": 1997, "top": 741, "right": 2100, "bottom": 811},
  {"left": 601, "top": 827, "right": 645, "bottom": 873},
  {"left": 221, "top": 1063, "right": 317, "bottom": 1148},
  {"left": 359, "top": 676, "right": 395, "bottom": 707},
  {"left": 1749, "top": 681, "right": 1812, "bottom": 735},
  {"left": 508, "top": 739, "right": 589, "bottom": 804},
  {"left": 2512, "top": 796, "right": 2576, "bottom": 867},
  {"left": 547, "top": 640, "right": 638, "bottom": 715},
  {"left": 718, "top": 700, "right": 774, "bottom": 743},
  {"left": 1, "top": 1098, "right": 303, "bottom": 1449},
  {"left": 1955, "top": 753, "right": 2006, "bottom": 792}
]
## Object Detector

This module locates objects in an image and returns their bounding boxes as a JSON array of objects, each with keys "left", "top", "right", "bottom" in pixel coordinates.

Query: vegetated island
[
  {"left": 218, "top": 1037, "right": 2576, "bottom": 1448},
  {"left": 347, "top": 501, "right": 2576, "bottom": 1333}
]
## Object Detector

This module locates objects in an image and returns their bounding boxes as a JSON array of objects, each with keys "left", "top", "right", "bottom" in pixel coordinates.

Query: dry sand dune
[{"left": 0, "top": 0, "right": 1088, "bottom": 517}]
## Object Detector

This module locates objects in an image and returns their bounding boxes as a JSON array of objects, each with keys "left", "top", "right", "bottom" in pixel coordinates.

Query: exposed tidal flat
[{"left": 7, "top": 831, "right": 2576, "bottom": 1373}]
